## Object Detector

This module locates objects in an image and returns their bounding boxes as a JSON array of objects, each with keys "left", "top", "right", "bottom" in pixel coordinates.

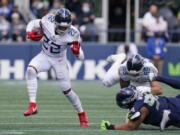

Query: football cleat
[
  {"left": 78, "top": 112, "right": 89, "bottom": 127},
  {"left": 24, "top": 102, "right": 38, "bottom": 116}
]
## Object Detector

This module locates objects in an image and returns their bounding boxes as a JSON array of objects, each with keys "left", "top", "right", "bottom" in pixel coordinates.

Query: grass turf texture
[{"left": 0, "top": 80, "right": 180, "bottom": 135}]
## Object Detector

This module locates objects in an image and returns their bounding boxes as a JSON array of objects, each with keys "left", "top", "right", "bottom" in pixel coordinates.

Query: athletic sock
[
  {"left": 65, "top": 90, "right": 83, "bottom": 113},
  {"left": 26, "top": 67, "right": 38, "bottom": 103},
  {"left": 27, "top": 78, "right": 37, "bottom": 103}
]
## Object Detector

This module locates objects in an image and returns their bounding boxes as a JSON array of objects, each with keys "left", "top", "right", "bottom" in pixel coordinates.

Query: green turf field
[{"left": 0, "top": 80, "right": 180, "bottom": 135}]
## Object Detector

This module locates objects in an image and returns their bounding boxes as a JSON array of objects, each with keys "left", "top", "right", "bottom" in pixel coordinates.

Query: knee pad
[
  {"left": 59, "top": 80, "right": 71, "bottom": 92},
  {"left": 63, "top": 89, "right": 71, "bottom": 94},
  {"left": 26, "top": 66, "right": 37, "bottom": 80}
]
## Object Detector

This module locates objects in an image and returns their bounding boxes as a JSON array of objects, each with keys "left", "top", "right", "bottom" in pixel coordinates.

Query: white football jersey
[
  {"left": 40, "top": 14, "right": 81, "bottom": 58},
  {"left": 118, "top": 59, "right": 158, "bottom": 88}
]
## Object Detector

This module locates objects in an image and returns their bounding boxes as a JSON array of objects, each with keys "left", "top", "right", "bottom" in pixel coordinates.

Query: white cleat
[{"left": 160, "top": 110, "right": 171, "bottom": 131}]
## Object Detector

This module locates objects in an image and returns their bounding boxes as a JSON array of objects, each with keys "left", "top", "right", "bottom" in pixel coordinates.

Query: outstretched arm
[
  {"left": 101, "top": 107, "right": 149, "bottom": 130},
  {"left": 155, "top": 76, "right": 180, "bottom": 89}
]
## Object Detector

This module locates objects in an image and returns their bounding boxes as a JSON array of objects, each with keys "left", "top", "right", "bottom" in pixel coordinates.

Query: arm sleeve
[
  {"left": 155, "top": 76, "right": 180, "bottom": 89},
  {"left": 76, "top": 47, "right": 84, "bottom": 60},
  {"left": 26, "top": 19, "right": 41, "bottom": 32},
  {"left": 73, "top": 30, "right": 84, "bottom": 60}
]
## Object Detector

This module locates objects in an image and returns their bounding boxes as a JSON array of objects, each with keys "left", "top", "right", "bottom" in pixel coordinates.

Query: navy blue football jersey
[{"left": 128, "top": 93, "right": 180, "bottom": 127}]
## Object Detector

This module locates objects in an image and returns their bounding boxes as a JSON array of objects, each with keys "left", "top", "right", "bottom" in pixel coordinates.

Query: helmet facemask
[
  {"left": 54, "top": 8, "right": 72, "bottom": 35},
  {"left": 55, "top": 22, "right": 71, "bottom": 35},
  {"left": 126, "top": 55, "right": 144, "bottom": 76}
]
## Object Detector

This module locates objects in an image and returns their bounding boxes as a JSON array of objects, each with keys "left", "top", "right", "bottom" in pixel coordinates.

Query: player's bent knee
[
  {"left": 63, "top": 89, "right": 71, "bottom": 94},
  {"left": 59, "top": 81, "right": 71, "bottom": 92},
  {"left": 26, "top": 66, "right": 38, "bottom": 80},
  {"left": 102, "top": 79, "right": 112, "bottom": 87}
]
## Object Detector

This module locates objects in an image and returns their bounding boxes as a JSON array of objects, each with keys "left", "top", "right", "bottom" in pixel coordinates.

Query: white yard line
[
  {"left": 0, "top": 116, "right": 125, "bottom": 118},
  {"left": 0, "top": 110, "right": 125, "bottom": 112},
  {"left": 0, "top": 131, "right": 25, "bottom": 135},
  {"left": 0, "top": 122, "right": 99, "bottom": 125},
  {"left": 0, "top": 129, "right": 104, "bottom": 133},
  {"left": 0, "top": 104, "right": 116, "bottom": 107}
]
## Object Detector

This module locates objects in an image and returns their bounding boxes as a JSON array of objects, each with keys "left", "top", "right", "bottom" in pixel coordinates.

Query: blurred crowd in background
[
  {"left": 0, "top": 0, "right": 180, "bottom": 43},
  {"left": 0, "top": 0, "right": 98, "bottom": 42}
]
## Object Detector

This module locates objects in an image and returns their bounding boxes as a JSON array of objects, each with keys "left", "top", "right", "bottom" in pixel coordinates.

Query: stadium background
[
  {"left": 0, "top": 0, "right": 180, "bottom": 80},
  {"left": 0, "top": 0, "right": 180, "bottom": 135}
]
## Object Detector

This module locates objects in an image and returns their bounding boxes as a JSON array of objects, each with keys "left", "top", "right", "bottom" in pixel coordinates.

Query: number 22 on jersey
[{"left": 42, "top": 34, "right": 61, "bottom": 54}]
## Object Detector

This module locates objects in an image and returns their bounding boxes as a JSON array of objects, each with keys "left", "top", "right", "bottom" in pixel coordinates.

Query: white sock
[
  {"left": 26, "top": 67, "right": 38, "bottom": 103},
  {"left": 65, "top": 90, "right": 83, "bottom": 113}
]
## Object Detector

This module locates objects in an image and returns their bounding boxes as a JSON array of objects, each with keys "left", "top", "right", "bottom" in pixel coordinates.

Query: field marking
[
  {"left": 0, "top": 116, "right": 125, "bottom": 118},
  {"left": 0, "top": 104, "right": 116, "bottom": 107},
  {"left": 0, "top": 122, "right": 99, "bottom": 125},
  {"left": 0, "top": 110, "right": 126, "bottom": 113},
  {"left": 0, "top": 131, "right": 24, "bottom": 135},
  {"left": 0, "top": 130, "right": 105, "bottom": 133},
  {"left": 1, "top": 129, "right": 179, "bottom": 133}
]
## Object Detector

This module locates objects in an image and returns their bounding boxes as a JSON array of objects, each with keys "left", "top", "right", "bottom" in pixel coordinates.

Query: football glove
[
  {"left": 100, "top": 120, "right": 115, "bottom": 130},
  {"left": 70, "top": 41, "right": 80, "bottom": 55},
  {"left": 27, "top": 29, "right": 43, "bottom": 41}
]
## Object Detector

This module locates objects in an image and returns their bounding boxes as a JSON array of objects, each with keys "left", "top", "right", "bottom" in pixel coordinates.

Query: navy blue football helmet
[
  {"left": 54, "top": 8, "right": 72, "bottom": 34},
  {"left": 116, "top": 86, "right": 138, "bottom": 109},
  {"left": 126, "top": 54, "right": 144, "bottom": 75}
]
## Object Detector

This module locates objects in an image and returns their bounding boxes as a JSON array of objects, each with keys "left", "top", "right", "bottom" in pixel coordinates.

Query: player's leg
[
  {"left": 160, "top": 97, "right": 180, "bottom": 130},
  {"left": 53, "top": 59, "right": 89, "bottom": 127},
  {"left": 102, "top": 59, "right": 122, "bottom": 87},
  {"left": 24, "top": 52, "right": 51, "bottom": 116},
  {"left": 168, "top": 98, "right": 180, "bottom": 124}
]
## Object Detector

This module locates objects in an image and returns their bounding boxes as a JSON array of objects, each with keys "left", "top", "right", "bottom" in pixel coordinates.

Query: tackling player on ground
[
  {"left": 101, "top": 84, "right": 180, "bottom": 130},
  {"left": 23, "top": 8, "right": 89, "bottom": 127}
]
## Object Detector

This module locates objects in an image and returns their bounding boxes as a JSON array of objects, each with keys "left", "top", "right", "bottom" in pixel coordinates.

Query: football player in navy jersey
[{"left": 100, "top": 85, "right": 180, "bottom": 130}]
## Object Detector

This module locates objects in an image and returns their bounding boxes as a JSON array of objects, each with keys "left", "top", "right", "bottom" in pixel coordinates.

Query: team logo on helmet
[{"left": 116, "top": 86, "right": 138, "bottom": 109}]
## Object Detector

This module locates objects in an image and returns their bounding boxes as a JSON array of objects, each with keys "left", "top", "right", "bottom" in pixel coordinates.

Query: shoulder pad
[
  {"left": 144, "top": 63, "right": 158, "bottom": 75},
  {"left": 42, "top": 14, "right": 55, "bottom": 24},
  {"left": 118, "top": 65, "right": 129, "bottom": 81},
  {"left": 68, "top": 26, "right": 80, "bottom": 41},
  {"left": 118, "top": 64, "right": 127, "bottom": 75}
]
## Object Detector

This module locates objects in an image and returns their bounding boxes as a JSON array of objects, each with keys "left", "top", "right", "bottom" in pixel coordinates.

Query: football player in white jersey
[
  {"left": 23, "top": 8, "right": 89, "bottom": 127},
  {"left": 103, "top": 54, "right": 162, "bottom": 95}
]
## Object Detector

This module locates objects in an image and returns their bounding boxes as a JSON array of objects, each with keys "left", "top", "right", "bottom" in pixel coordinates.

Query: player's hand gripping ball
[{"left": 27, "top": 29, "right": 43, "bottom": 41}]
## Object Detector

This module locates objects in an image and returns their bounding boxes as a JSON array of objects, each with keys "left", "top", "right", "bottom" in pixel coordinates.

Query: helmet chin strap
[
  {"left": 55, "top": 28, "right": 67, "bottom": 35},
  {"left": 55, "top": 24, "right": 70, "bottom": 35}
]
